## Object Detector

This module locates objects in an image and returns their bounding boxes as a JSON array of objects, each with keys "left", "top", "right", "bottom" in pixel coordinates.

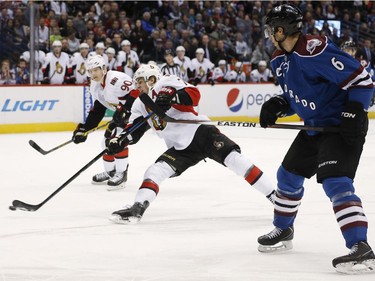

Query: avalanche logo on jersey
[
  {"left": 227, "top": 88, "right": 243, "bottom": 112},
  {"left": 306, "top": 39, "right": 322, "bottom": 54},
  {"left": 276, "top": 61, "right": 289, "bottom": 77}
]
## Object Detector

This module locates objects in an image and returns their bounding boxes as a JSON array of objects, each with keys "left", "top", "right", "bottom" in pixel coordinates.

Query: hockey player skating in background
[
  {"left": 258, "top": 4, "right": 375, "bottom": 274},
  {"left": 105, "top": 64, "right": 276, "bottom": 224},
  {"left": 72, "top": 55, "right": 140, "bottom": 191}
]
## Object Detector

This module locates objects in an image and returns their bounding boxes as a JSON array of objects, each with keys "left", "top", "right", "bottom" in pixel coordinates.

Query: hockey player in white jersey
[
  {"left": 42, "top": 40, "right": 73, "bottom": 84},
  {"left": 212, "top": 59, "right": 232, "bottom": 83},
  {"left": 115, "top": 40, "right": 140, "bottom": 78},
  {"left": 72, "top": 55, "right": 140, "bottom": 191},
  {"left": 72, "top": 42, "right": 89, "bottom": 84},
  {"left": 250, "top": 60, "right": 274, "bottom": 83},
  {"left": 105, "top": 64, "right": 276, "bottom": 224},
  {"left": 105, "top": 47, "right": 117, "bottom": 71},
  {"left": 190, "top": 48, "right": 214, "bottom": 85},
  {"left": 228, "top": 61, "right": 247, "bottom": 83},
  {"left": 20, "top": 46, "right": 45, "bottom": 83},
  {"left": 88, "top": 42, "right": 108, "bottom": 67},
  {"left": 173, "top": 45, "right": 192, "bottom": 82}
]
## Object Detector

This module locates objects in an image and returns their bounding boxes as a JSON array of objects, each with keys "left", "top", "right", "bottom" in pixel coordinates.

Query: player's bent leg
[
  {"left": 224, "top": 150, "right": 275, "bottom": 203},
  {"left": 109, "top": 161, "right": 175, "bottom": 224},
  {"left": 107, "top": 147, "right": 129, "bottom": 191},
  {"left": 322, "top": 177, "right": 375, "bottom": 273},
  {"left": 92, "top": 153, "right": 115, "bottom": 185},
  {"left": 258, "top": 166, "right": 304, "bottom": 252}
]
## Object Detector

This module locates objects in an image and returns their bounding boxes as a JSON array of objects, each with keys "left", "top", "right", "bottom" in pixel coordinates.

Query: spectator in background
[
  {"left": 14, "top": 58, "right": 30, "bottom": 84},
  {"left": 153, "top": 38, "right": 165, "bottom": 64},
  {"left": 250, "top": 39, "right": 270, "bottom": 68},
  {"left": 67, "top": 31, "right": 80, "bottom": 54},
  {"left": 50, "top": 26, "right": 63, "bottom": 44},
  {"left": 111, "top": 32, "right": 122, "bottom": 53},
  {"left": 214, "top": 40, "right": 237, "bottom": 66},
  {"left": 37, "top": 17, "right": 49, "bottom": 52},
  {"left": 141, "top": 11, "right": 155, "bottom": 34},
  {"left": 61, "top": 38, "right": 71, "bottom": 55},
  {"left": 173, "top": 45, "right": 192, "bottom": 82},
  {"left": 199, "top": 34, "right": 215, "bottom": 62},
  {"left": 250, "top": 60, "right": 274, "bottom": 83},
  {"left": 0, "top": 59, "right": 16, "bottom": 85},
  {"left": 235, "top": 32, "right": 251, "bottom": 61},
  {"left": 116, "top": 39, "right": 140, "bottom": 78}
]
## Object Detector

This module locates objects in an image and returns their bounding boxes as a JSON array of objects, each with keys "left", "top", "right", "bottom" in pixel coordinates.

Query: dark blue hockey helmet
[{"left": 265, "top": 4, "right": 303, "bottom": 38}]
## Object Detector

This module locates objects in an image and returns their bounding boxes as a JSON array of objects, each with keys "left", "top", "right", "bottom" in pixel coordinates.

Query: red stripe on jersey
[
  {"left": 333, "top": 201, "right": 363, "bottom": 213},
  {"left": 140, "top": 179, "right": 159, "bottom": 194},
  {"left": 114, "top": 147, "right": 129, "bottom": 159},
  {"left": 245, "top": 165, "right": 263, "bottom": 185},
  {"left": 103, "top": 153, "right": 115, "bottom": 162},
  {"left": 184, "top": 87, "right": 200, "bottom": 106},
  {"left": 340, "top": 221, "right": 368, "bottom": 232},
  {"left": 339, "top": 66, "right": 364, "bottom": 89}
]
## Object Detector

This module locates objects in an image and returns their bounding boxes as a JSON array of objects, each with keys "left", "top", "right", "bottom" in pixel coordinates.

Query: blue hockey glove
[
  {"left": 259, "top": 95, "right": 289, "bottom": 128},
  {"left": 340, "top": 101, "right": 368, "bottom": 145}
]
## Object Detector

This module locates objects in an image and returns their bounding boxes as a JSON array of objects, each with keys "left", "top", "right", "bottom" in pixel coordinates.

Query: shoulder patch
[{"left": 295, "top": 35, "right": 327, "bottom": 56}]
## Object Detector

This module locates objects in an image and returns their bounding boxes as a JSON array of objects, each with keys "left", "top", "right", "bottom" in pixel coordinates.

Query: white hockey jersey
[
  {"left": 89, "top": 70, "right": 135, "bottom": 111},
  {"left": 250, "top": 68, "right": 273, "bottom": 82},
  {"left": 129, "top": 75, "right": 209, "bottom": 150},
  {"left": 43, "top": 52, "right": 71, "bottom": 84},
  {"left": 116, "top": 50, "right": 139, "bottom": 78},
  {"left": 20, "top": 50, "right": 46, "bottom": 82},
  {"left": 212, "top": 66, "right": 232, "bottom": 82},
  {"left": 72, "top": 52, "right": 88, "bottom": 84},
  {"left": 190, "top": 58, "right": 214, "bottom": 83},
  {"left": 228, "top": 70, "right": 246, "bottom": 83},
  {"left": 173, "top": 56, "right": 192, "bottom": 82}
]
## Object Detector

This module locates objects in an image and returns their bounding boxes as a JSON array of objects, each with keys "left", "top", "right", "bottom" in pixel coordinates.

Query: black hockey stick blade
[
  {"left": 139, "top": 92, "right": 340, "bottom": 133},
  {"left": 28, "top": 122, "right": 109, "bottom": 155},
  {"left": 11, "top": 200, "right": 40, "bottom": 212}
]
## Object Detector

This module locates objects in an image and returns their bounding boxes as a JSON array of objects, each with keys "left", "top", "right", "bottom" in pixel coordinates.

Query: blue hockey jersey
[{"left": 271, "top": 35, "right": 374, "bottom": 131}]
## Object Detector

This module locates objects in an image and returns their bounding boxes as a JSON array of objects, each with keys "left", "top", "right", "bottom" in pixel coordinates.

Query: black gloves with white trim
[{"left": 340, "top": 101, "right": 368, "bottom": 145}]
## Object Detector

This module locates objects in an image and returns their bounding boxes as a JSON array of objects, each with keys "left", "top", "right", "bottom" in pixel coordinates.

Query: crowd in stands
[{"left": 0, "top": 0, "right": 374, "bottom": 85}]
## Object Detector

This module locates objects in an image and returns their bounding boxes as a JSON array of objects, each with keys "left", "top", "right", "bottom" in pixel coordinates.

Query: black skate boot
[
  {"left": 258, "top": 226, "right": 294, "bottom": 252},
  {"left": 92, "top": 170, "right": 115, "bottom": 185},
  {"left": 109, "top": 201, "right": 150, "bottom": 224},
  {"left": 332, "top": 241, "right": 375, "bottom": 274},
  {"left": 107, "top": 170, "right": 128, "bottom": 191}
]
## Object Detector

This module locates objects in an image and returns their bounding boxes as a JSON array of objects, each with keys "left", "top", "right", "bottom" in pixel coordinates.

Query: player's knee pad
[
  {"left": 277, "top": 166, "right": 305, "bottom": 198},
  {"left": 143, "top": 161, "right": 175, "bottom": 185},
  {"left": 322, "top": 176, "right": 360, "bottom": 205},
  {"left": 224, "top": 150, "right": 252, "bottom": 177}
]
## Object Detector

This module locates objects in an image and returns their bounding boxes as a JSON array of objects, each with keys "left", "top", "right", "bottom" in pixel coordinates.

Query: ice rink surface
[{"left": 1, "top": 121, "right": 375, "bottom": 281}]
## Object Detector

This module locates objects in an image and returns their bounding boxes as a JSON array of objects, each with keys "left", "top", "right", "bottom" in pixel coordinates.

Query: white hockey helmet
[
  {"left": 95, "top": 42, "right": 105, "bottom": 49},
  {"left": 133, "top": 63, "right": 161, "bottom": 86},
  {"left": 105, "top": 47, "right": 116, "bottom": 55},
  {"left": 52, "top": 40, "right": 62, "bottom": 47},
  {"left": 176, "top": 45, "right": 185, "bottom": 52},
  {"left": 79, "top": 42, "right": 89, "bottom": 49},
  {"left": 86, "top": 55, "right": 106, "bottom": 74}
]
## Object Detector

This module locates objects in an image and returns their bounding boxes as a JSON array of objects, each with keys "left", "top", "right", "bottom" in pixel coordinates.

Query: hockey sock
[
  {"left": 273, "top": 166, "right": 304, "bottom": 229},
  {"left": 114, "top": 147, "right": 129, "bottom": 173},
  {"left": 223, "top": 151, "right": 275, "bottom": 196},
  {"left": 103, "top": 153, "right": 115, "bottom": 172},
  {"left": 323, "top": 177, "right": 368, "bottom": 248},
  {"left": 135, "top": 179, "right": 159, "bottom": 204}
]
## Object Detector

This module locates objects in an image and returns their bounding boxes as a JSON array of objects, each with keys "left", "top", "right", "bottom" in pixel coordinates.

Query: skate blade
[
  {"left": 258, "top": 240, "right": 293, "bottom": 253},
  {"left": 91, "top": 180, "right": 108, "bottom": 185},
  {"left": 107, "top": 182, "right": 126, "bottom": 191},
  {"left": 335, "top": 259, "right": 375, "bottom": 274},
  {"left": 108, "top": 214, "right": 140, "bottom": 224}
]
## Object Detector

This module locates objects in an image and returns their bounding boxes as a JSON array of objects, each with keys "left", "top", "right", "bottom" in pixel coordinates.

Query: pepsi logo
[{"left": 227, "top": 88, "right": 243, "bottom": 112}]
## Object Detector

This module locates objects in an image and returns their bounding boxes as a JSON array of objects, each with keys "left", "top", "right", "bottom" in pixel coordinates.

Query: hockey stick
[
  {"left": 139, "top": 93, "right": 340, "bottom": 133},
  {"left": 10, "top": 111, "right": 154, "bottom": 212},
  {"left": 29, "top": 122, "right": 110, "bottom": 155}
]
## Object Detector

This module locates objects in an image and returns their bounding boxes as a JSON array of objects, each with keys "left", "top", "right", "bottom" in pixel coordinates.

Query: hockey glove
[
  {"left": 112, "top": 104, "right": 130, "bottom": 128},
  {"left": 340, "top": 101, "right": 368, "bottom": 145},
  {"left": 155, "top": 86, "right": 177, "bottom": 112},
  {"left": 259, "top": 95, "right": 290, "bottom": 128},
  {"left": 72, "top": 123, "right": 87, "bottom": 144},
  {"left": 104, "top": 121, "right": 118, "bottom": 139},
  {"left": 105, "top": 136, "right": 130, "bottom": 155}
]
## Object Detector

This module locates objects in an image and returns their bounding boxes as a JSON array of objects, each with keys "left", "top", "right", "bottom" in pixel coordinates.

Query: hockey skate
[
  {"left": 109, "top": 201, "right": 150, "bottom": 224},
  {"left": 107, "top": 170, "right": 128, "bottom": 191},
  {"left": 332, "top": 241, "right": 375, "bottom": 274},
  {"left": 258, "top": 226, "right": 294, "bottom": 253},
  {"left": 92, "top": 170, "right": 115, "bottom": 185}
]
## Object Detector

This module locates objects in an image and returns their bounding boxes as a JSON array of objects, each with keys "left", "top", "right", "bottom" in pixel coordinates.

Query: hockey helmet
[
  {"left": 264, "top": 4, "right": 303, "bottom": 38},
  {"left": 52, "top": 40, "right": 62, "bottom": 47},
  {"left": 86, "top": 55, "right": 106, "bottom": 74},
  {"left": 340, "top": 41, "right": 357, "bottom": 50},
  {"left": 133, "top": 64, "right": 161, "bottom": 86}
]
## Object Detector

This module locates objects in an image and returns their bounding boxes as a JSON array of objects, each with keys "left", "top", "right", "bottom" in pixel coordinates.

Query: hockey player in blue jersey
[{"left": 257, "top": 4, "right": 375, "bottom": 274}]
